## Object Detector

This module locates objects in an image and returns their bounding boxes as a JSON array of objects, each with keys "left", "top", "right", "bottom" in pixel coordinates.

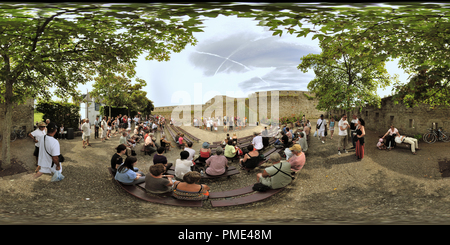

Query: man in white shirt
[
  {"left": 316, "top": 114, "right": 327, "bottom": 144},
  {"left": 184, "top": 142, "right": 196, "bottom": 161},
  {"left": 252, "top": 132, "right": 264, "bottom": 151},
  {"left": 81, "top": 118, "right": 91, "bottom": 148},
  {"left": 337, "top": 114, "right": 350, "bottom": 155},
  {"left": 34, "top": 122, "right": 61, "bottom": 179},
  {"left": 29, "top": 121, "right": 47, "bottom": 165},
  {"left": 395, "top": 135, "right": 420, "bottom": 155}
]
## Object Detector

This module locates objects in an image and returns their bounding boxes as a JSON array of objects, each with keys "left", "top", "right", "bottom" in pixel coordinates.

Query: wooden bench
[
  {"left": 209, "top": 185, "right": 254, "bottom": 199},
  {"left": 210, "top": 186, "right": 286, "bottom": 207},
  {"left": 107, "top": 167, "right": 202, "bottom": 207},
  {"left": 176, "top": 126, "right": 200, "bottom": 142},
  {"left": 166, "top": 166, "right": 240, "bottom": 179}
]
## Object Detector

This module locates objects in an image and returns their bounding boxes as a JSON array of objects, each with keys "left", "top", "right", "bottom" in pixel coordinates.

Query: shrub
[{"left": 35, "top": 101, "right": 80, "bottom": 130}]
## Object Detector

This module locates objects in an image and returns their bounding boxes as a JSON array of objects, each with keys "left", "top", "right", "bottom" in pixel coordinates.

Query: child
[{"left": 377, "top": 138, "right": 386, "bottom": 150}]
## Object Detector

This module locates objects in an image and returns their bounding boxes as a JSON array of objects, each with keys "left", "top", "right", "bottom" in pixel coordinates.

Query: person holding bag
[{"left": 34, "top": 122, "right": 63, "bottom": 179}]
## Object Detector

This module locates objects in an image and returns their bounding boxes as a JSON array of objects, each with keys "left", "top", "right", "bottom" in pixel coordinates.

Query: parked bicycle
[
  {"left": 423, "top": 127, "right": 450, "bottom": 144},
  {"left": 0, "top": 126, "right": 26, "bottom": 142}
]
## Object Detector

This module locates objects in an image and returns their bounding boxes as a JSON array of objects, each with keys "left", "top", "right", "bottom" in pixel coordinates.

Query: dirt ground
[{"left": 0, "top": 124, "right": 450, "bottom": 225}]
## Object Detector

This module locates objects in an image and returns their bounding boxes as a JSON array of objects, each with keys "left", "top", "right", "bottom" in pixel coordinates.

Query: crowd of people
[
  {"left": 30, "top": 111, "right": 420, "bottom": 201},
  {"left": 192, "top": 116, "right": 248, "bottom": 132}
]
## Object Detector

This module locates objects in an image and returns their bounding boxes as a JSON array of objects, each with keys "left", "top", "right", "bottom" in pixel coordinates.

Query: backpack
[{"left": 252, "top": 182, "right": 270, "bottom": 192}]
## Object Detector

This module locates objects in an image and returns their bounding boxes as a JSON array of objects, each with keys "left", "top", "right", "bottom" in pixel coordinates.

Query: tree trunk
[{"left": 1, "top": 79, "right": 13, "bottom": 169}]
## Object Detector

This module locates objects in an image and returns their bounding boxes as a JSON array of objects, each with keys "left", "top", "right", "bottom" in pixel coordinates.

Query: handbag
[{"left": 44, "top": 135, "right": 65, "bottom": 166}]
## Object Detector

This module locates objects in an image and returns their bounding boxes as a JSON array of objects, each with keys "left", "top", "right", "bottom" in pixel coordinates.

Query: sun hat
[
  {"left": 202, "top": 142, "right": 210, "bottom": 148},
  {"left": 289, "top": 144, "right": 302, "bottom": 152}
]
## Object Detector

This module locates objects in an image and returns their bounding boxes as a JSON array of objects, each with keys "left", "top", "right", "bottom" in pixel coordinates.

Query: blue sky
[{"left": 79, "top": 13, "right": 409, "bottom": 110}]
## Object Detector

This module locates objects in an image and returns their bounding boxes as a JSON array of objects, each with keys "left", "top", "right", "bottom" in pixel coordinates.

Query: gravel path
[{"left": 1, "top": 124, "right": 450, "bottom": 224}]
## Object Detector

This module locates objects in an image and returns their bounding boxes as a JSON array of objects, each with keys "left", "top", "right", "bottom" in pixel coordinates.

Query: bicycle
[
  {"left": 423, "top": 127, "right": 450, "bottom": 144},
  {"left": 12, "top": 126, "right": 26, "bottom": 140},
  {"left": 0, "top": 126, "right": 26, "bottom": 142}
]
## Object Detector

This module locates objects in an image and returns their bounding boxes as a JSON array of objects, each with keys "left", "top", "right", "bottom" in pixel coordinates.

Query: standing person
[
  {"left": 81, "top": 118, "right": 91, "bottom": 148},
  {"left": 350, "top": 115, "right": 359, "bottom": 149},
  {"left": 355, "top": 118, "right": 366, "bottom": 160},
  {"left": 29, "top": 122, "right": 47, "bottom": 166},
  {"left": 303, "top": 123, "right": 310, "bottom": 141},
  {"left": 94, "top": 116, "right": 100, "bottom": 139},
  {"left": 337, "top": 114, "right": 350, "bottom": 155},
  {"left": 329, "top": 117, "right": 335, "bottom": 140},
  {"left": 316, "top": 114, "right": 327, "bottom": 144},
  {"left": 34, "top": 122, "right": 62, "bottom": 179},
  {"left": 101, "top": 117, "right": 108, "bottom": 142}
]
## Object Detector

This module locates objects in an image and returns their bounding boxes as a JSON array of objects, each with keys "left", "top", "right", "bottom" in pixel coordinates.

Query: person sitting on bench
[
  {"left": 195, "top": 142, "right": 211, "bottom": 165},
  {"left": 239, "top": 145, "right": 260, "bottom": 170},
  {"left": 144, "top": 163, "right": 175, "bottom": 194},
  {"left": 173, "top": 171, "right": 210, "bottom": 200},
  {"left": 256, "top": 153, "right": 293, "bottom": 189},
  {"left": 205, "top": 147, "right": 229, "bottom": 176},
  {"left": 115, "top": 156, "right": 145, "bottom": 185},
  {"left": 395, "top": 134, "right": 420, "bottom": 155},
  {"left": 224, "top": 139, "right": 239, "bottom": 158}
]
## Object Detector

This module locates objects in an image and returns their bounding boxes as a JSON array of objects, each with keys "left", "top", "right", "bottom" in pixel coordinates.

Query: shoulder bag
[{"left": 44, "top": 135, "right": 65, "bottom": 167}]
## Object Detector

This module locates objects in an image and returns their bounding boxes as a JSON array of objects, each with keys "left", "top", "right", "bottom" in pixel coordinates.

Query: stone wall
[
  {"left": 153, "top": 90, "right": 326, "bottom": 123},
  {"left": 0, "top": 98, "right": 35, "bottom": 134},
  {"left": 330, "top": 96, "right": 450, "bottom": 136}
]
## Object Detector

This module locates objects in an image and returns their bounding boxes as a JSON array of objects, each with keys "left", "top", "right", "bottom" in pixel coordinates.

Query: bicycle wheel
[
  {"left": 10, "top": 132, "right": 17, "bottom": 142},
  {"left": 423, "top": 132, "right": 436, "bottom": 144},
  {"left": 17, "top": 130, "right": 26, "bottom": 139},
  {"left": 442, "top": 132, "right": 450, "bottom": 142}
]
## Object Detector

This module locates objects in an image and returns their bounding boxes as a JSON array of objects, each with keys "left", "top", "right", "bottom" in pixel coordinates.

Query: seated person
[
  {"left": 144, "top": 130, "right": 157, "bottom": 155},
  {"left": 160, "top": 135, "right": 174, "bottom": 151},
  {"left": 115, "top": 156, "right": 145, "bottom": 185},
  {"left": 119, "top": 132, "right": 133, "bottom": 156},
  {"left": 239, "top": 145, "right": 261, "bottom": 170},
  {"left": 184, "top": 141, "right": 196, "bottom": 161},
  {"left": 251, "top": 132, "right": 264, "bottom": 151},
  {"left": 153, "top": 147, "right": 173, "bottom": 171},
  {"left": 177, "top": 133, "right": 186, "bottom": 149},
  {"left": 232, "top": 133, "right": 238, "bottom": 146},
  {"left": 111, "top": 144, "right": 127, "bottom": 174},
  {"left": 224, "top": 139, "right": 238, "bottom": 158},
  {"left": 287, "top": 144, "right": 306, "bottom": 173},
  {"left": 296, "top": 132, "right": 308, "bottom": 153},
  {"left": 256, "top": 153, "right": 292, "bottom": 189},
  {"left": 173, "top": 171, "right": 210, "bottom": 200},
  {"left": 281, "top": 131, "right": 290, "bottom": 148},
  {"left": 196, "top": 142, "right": 212, "bottom": 164},
  {"left": 174, "top": 150, "right": 193, "bottom": 179},
  {"left": 144, "top": 163, "right": 175, "bottom": 194},
  {"left": 377, "top": 138, "right": 386, "bottom": 150},
  {"left": 205, "top": 147, "right": 229, "bottom": 176},
  {"left": 395, "top": 134, "right": 420, "bottom": 155}
]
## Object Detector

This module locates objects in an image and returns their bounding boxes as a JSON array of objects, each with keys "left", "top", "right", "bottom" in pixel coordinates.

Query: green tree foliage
[
  {"left": 0, "top": 3, "right": 201, "bottom": 168},
  {"left": 35, "top": 101, "right": 80, "bottom": 130},
  {"left": 248, "top": 3, "right": 450, "bottom": 108},
  {"left": 298, "top": 38, "right": 397, "bottom": 112}
]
